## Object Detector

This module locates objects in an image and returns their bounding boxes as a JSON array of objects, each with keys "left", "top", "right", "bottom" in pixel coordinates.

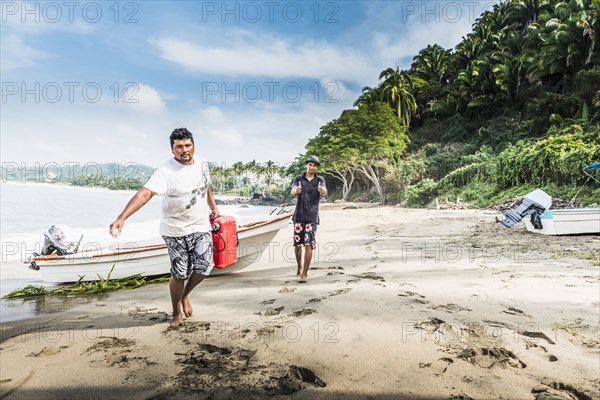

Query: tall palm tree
[{"left": 378, "top": 67, "right": 418, "bottom": 126}]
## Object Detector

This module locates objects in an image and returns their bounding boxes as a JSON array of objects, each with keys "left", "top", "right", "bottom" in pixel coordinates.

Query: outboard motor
[
  {"left": 496, "top": 189, "right": 552, "bottom": 228},
  {"left": 41, "top": 225, "right": 70, "bottom": 256},
  {"left": 29, "top": 225, "right": 83, "bottom": 270}
]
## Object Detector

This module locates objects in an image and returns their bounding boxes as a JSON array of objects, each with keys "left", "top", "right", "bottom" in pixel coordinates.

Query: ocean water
[{"left": 0, "top": 182, "right": 280, "bottom": 322}]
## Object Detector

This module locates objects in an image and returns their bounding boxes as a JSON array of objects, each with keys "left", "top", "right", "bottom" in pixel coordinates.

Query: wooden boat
[
  {"left": 524, "top": 208, "right": 600, "bottom": 235},
  {"left": 25, "top": 213, "right": 291, "bottom": 283}
]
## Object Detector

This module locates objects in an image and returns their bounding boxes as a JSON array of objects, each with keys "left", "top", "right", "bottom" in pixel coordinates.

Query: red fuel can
[{"left": 211, "top": 215, "right": 238, "bottom": 269}]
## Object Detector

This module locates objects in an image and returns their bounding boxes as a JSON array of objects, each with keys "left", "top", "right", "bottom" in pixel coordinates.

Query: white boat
[
  {"left": 25, "top": 214, "right": 291, "bottom": 283},
  {"left": 524, "top": 208, "right": 600, "bottom": 235}
]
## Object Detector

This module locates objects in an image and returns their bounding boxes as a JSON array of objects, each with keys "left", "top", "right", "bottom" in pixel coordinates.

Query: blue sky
[{"left": 1, "top": 0, "right": 498, "bottom": 169}]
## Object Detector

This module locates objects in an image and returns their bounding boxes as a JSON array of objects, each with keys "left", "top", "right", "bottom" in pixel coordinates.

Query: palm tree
[
  {"left": 378, "top": 67, "right": 418, "bottom": 126},
  {"left": 527, "top": 6, "right": 589, "bottom": 90},
  {"left": 353, "top": 86, "right": 381, "bottom": 108},
  {"left": 511, "top": 0, "right": 552, "bottom": 25},
  {"left": 411, "top": 44, "right": 454, "bottom": 83}
]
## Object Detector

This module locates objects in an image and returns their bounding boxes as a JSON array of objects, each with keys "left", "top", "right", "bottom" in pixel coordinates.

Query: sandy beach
[{"left": 1, "top": 206, "right": 598, "bottom": 400}]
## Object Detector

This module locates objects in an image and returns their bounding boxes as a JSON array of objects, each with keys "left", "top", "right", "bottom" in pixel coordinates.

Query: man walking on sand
[
  {"left": 291, "top": 155, "right": 327, "bottom": 283},
  {"left": 109, "top": 128, "right": 219, "bottom": 327}
]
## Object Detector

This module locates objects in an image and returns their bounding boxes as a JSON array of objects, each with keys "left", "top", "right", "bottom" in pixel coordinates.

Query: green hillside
[{"left": 301, "top": 0, "right": 600, "bottom": 207}]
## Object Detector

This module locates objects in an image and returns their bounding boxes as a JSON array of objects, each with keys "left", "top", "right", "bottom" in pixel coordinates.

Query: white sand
[{"left": 1, "top": 206, "right": 598, "bottom": 399}]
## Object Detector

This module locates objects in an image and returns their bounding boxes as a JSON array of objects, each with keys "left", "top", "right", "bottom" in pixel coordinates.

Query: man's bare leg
[
  {"left": 294, "top": 246, "right": 303, "bottom": 277},
  {"left": 181, "top": 272, "right": 205, "bottom": 317},
  {"left": 169, "top": 277, "right": 185, "bottom": 327},
  {"left": 300, "top": 246, "right": 313, "bottom": 282}
]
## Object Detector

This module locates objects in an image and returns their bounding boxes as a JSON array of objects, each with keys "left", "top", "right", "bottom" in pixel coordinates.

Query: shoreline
[{"left": 1, "top": 207, "right": 598, "bottom": 399}]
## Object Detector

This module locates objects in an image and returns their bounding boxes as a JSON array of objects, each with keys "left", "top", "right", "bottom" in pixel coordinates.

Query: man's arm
[
  {"left": 206, "top": 185, "right": 220, "bottom": 217},
  {"left": 109, "top": 188, "right": 155, "bottom": 237}
]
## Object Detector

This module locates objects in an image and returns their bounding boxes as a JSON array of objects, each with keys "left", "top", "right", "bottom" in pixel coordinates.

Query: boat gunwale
[{"left": 28, "top": 213, "right": 292, "bottom": 263}]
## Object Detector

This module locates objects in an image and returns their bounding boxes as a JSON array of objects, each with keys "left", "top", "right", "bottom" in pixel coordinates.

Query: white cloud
[
  {"left": 0, "top": 34, "right": 51, "bottom": 71},
  {"left": 150, "top": 32, "right": 376, "bottom": 82},
  {"left": 123, "top": 84, "right": 166, "bottom": 114}
]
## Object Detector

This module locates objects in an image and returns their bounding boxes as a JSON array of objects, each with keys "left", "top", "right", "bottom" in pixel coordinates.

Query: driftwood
[
  {"left": 488, "top": 197, "right": 584, "bottom": 212},
  {"left": 434, "top": 197, "right": 473, "bottom": 210}
]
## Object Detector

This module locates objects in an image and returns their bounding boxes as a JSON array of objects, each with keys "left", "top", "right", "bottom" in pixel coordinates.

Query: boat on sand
[{"left": 25, "top": 213, "right": 291, "bottom": 283}]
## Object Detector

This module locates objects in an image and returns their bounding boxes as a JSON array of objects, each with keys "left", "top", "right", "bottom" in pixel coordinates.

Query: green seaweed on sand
[{"left": 2, "top": 265, "right": 169, "bottom": 299}]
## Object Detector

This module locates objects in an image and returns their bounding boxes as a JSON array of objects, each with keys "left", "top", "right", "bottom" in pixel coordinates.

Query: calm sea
[{"left": 0, "top": 182, "right": 276, "bottom": 322}]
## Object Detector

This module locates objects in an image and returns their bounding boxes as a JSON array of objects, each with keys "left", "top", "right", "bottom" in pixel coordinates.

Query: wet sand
[{"left": 1, "top": 206, "right": 598, "bottom": 399}]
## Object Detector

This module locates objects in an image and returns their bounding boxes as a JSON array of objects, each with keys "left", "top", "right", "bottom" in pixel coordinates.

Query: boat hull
[
  {"left": 524, "top": 208, "right": 600, "bottom": 235},
  {"left": 28, "top": 214, "right": 291, "bottom": 283}
]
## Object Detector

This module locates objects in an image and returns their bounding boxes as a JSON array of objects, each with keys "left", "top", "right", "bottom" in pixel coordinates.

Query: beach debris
[
  {"left": 434, "top": 197, "right": 473, "bottom": 210},
  {"left": 490, "top": 197, "right": 584, "bottom": 212},
  {"left": 3, "top": 266, "right": 170, "bottom": 299}
]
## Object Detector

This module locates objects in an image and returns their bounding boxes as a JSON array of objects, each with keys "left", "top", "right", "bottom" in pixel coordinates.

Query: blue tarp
[{"left": 583, "top": 163, "right": 600, "bottom": 170}]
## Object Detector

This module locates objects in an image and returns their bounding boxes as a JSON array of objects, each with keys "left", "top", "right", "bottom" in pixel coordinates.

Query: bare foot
[
  {"left": 170, "top": 315, "right": 184, "bottom": 327},
  {"left": 299, "top": 275, "right": 308, "bottom": 283},
  {"left": 296, "top": 267, "right": 302, "bottom": 278},
  {"left": 182, "top": 297, "right": 193, "bottom": 318}
]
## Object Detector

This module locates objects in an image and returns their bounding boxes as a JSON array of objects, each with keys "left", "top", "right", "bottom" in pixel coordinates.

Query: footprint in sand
[
  {"left": 503, "top": 307, "right": 530, "bottom": 317},
  {"left": 257, "top": 307, "right": 285, "bottom": 316},
  {"left": 523, "top": 340, "right": 558, "bottom": 361},
  {"left": 279, "top": 287, "right": 296, "bottom": 293},
  {"left": 518, "top": 330, "right": 556, "bottom": 345},
  {"left": 289, "top": 309, "right": 316, "bottom": 318},
  {"left": 532, "top": 381, "right": 594, "bottom": 400},
  {"left": 430, "top": 303, "right": 472, "bottom": 313},
  {"left": 398, "top": 291, "right": 425, "bottom": 298},
  {"left": 261, "top": 299, "right": 276, "bottom": 305},
  {"left": 399, "top": 291, "right": 429, "bottom": 305},
  {"left": 175, "top": 344, "right": 326, "bottom": 396},
  {"left": 459, "top": 347, "right": 526, "bottom": 369},
  {"left": 419, "top": 357, "right": 454, "bottom": 375},
  {"left": 352, "top": 272, "right": 385, "bottom": 282},
  {"left": 164, "top": 321, "right": 211, "bottom": 333},
  {"left": 414, "top": 317, "right": 445, "bottom": 332},
  {"left": 27, "top": 346, "right": 68, "bottom": 357},
  {"left": 86, "top": 337, "right": 137, "bottom": 353}
]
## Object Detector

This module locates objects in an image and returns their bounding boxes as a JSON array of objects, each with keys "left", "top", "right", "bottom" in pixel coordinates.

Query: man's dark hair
[{"left": 170, "top": 128, "right": 194, "bottom": 147}]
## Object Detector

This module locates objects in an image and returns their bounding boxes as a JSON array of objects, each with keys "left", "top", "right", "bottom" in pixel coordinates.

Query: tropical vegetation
[{"left": 298, "top": 0, "right": 600, "bottom": 207}]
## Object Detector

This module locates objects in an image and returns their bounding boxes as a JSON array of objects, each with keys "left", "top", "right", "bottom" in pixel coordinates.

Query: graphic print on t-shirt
[{"left": 184, "top": 167, "right": 209, "bottom": 210}]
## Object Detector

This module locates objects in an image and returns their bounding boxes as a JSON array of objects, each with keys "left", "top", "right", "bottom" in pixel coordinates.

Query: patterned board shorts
[
  {"left": 293, "top": 221, "right": 317, "bottom": 249},
  {"left": 162, "top": 232, "right": 214, "bottom": 279}
]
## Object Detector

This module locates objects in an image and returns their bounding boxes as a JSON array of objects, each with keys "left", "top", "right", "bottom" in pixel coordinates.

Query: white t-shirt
[{"left": 144, "top": 157, "right": 212, "bottom": 237}]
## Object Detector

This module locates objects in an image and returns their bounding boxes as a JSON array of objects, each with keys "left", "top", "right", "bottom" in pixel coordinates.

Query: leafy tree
[{"left": 306, "top": 103, "right": 409, "bottom": 203}]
